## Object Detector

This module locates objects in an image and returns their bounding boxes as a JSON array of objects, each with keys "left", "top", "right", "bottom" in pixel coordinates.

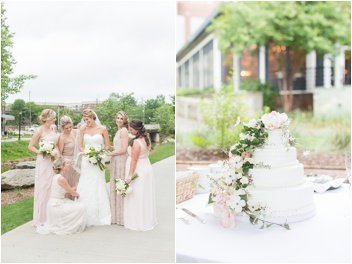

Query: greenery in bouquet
[
  {"left": 115, "top": 174, "right": 138, "bottom": 197},
  {"left": 208, "top": 115, "right": 290, "bottom": 230},
  {"left": 85, "top": 146, "right": 106, "bottom": 171}
]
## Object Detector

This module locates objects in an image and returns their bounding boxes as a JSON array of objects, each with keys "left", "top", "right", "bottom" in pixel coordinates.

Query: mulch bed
[
  {"left": 1, "top": 187, "right": 34, "bottom": 206},
  {"left": 176, "top": 148, "right": 347, "bottom": 169}
]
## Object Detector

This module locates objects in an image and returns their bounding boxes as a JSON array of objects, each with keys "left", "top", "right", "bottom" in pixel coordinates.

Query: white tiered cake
[{"left": 248, "top": 127, "right": 316, "bottom": 223}]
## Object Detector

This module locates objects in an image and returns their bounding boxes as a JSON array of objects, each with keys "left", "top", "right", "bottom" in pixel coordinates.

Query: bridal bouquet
[
  {"left": 115, "top": 174, "right": 138, "bottom": 197},
  {"left": 85, "top": 146, "right": 106, "bottom": 171},
  {"left": 39, "top": 140, "right": 57, "bottom": 159}
]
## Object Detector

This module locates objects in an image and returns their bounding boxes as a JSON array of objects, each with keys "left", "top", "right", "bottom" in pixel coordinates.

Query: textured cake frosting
[{"left": 248, "top": 129, "right": 316, "bottom": 223}]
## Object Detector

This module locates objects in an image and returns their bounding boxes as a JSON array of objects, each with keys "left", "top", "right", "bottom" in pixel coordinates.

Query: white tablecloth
[{"left": 176, "top": 185, "right": 351, "bottom": 263}]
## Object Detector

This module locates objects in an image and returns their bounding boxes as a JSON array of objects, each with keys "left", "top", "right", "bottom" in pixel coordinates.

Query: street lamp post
[{"left": 18, "top": 111, "right": 22, "bottom": 141}]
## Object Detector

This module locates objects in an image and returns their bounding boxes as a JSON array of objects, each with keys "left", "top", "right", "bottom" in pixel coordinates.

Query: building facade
[{"left": 176, "top": 10, "right": 351, "bottom": 94}]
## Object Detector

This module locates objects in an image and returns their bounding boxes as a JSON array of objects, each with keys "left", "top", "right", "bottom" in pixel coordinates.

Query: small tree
[
  {"left": 144, "top": 95, "right": 166, "bottom": 123},
  {"left": 201, "top": 88, "right": 247, "bottom": 150},
  {"left": 152, "top": 103, "right": 175, "bottom": 140},
  {"left": 10, "top": 99, "right": 26, "bottom": 125},
  {"left": 209, "top": 1, "right": 351, "bottom": 111}
]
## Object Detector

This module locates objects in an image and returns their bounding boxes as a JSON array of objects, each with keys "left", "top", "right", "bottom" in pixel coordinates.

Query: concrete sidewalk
[{"left": 1, "top": 156, "right": 176, "bottom": 263}]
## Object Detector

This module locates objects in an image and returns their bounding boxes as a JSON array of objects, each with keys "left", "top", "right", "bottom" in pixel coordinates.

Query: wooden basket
[{"left": 176, "top": 172, "right": 199, "bottom": 204}]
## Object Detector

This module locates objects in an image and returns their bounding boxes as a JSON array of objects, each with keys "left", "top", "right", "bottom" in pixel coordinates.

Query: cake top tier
[
  {"left": 261, "top": 111, "right": 289, "bottom": 130},
  {"left": 261, "top": 111, "right": 291, "bottom": 149}
]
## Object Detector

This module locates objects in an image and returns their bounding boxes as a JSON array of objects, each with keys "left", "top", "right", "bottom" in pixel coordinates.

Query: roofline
[{"left": 176, "top": 8, "right": 220, "bottom": 61}]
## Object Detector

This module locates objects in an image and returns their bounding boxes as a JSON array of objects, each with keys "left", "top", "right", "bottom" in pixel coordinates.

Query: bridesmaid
[
  {"left": 124, "top": 120, "right": 157, "bottom": 231},
  {"left": 107, "top": 111, "right": 129, "bottom": 225},
  {"left": 57, "top": 115, "right": 80, "bottom": 200},
  {"left": 36, "top": 158, "right": 86, "bottom": 235},
  {"left": 28, "top": 109, "right": 59, "bottom": 226}
]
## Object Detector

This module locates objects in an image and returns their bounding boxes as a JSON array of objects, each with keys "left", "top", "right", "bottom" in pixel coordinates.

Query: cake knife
[{"left": 182, "top": 208, "right": 206, "bottom": 224}]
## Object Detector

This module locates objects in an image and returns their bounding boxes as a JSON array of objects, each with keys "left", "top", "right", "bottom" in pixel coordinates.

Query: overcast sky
[{"left": 4, "top": 1, "right": 175, "bottom": 104}]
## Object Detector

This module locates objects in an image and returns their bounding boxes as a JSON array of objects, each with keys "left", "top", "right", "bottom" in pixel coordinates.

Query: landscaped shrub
[
  {"left": 191, "top": 131, "right": 213, "bottom": 149},
  {"left": 240, "top": 79, "right": 278, "bottom": 111},
  {"left": 200, "top": 88, "right": 247, "bottom": 150}
]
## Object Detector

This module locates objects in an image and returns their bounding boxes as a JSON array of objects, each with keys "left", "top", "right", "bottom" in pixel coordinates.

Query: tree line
[{"left": 7, "top": 93, "right": 175, "bottom": 140}]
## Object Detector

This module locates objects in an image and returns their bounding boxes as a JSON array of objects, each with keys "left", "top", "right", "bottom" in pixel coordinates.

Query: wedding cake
[{"left": 248, "top": 112, "right": 316, "bottom": 223}]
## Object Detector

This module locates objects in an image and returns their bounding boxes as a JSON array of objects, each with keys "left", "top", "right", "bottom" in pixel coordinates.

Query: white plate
[{"left": 307, "top": 175, "right": 347, "bottom": 193}]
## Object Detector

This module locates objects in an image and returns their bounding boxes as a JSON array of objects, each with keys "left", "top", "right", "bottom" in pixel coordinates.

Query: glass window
[
  {"left": 222, "top": 48, "right": 233, "bottom": 85},
  {"left": 192, "top": 52, "right": 200, "bottom": 88},
  {"left": 240, "top": 45, "right": 258, "bottom": 82},
  {"left": 266, "top": 42, "right": 306, "bottom": 91},
  {"left": 184, "top": 60, "right": 189, "bottom": 87},
  {"left": 203, "top": 40, "right": 213, "bottom": 88},
  {"left": 177, "top": 66, "right": 182, "bottom": 87}
]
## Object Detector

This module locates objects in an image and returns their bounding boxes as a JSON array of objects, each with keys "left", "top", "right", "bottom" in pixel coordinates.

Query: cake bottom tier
[{"left": 248, "top": 181, "right": 316, "bottom": 224}]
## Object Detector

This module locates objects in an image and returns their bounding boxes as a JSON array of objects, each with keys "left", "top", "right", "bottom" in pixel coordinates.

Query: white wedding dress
[{"left": 77, "top": 134, "right": 111, "bottom": 226}]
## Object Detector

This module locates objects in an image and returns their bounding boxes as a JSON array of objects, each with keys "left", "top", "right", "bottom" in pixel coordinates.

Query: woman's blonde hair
[
  {"left": 82, "top": 108, "right": 96, "bottom": 120},
  {"left": 116, "top": 111, "right": 128, "bottom": 129},
  {"left": 39, "top": 109, "right": 56, "bottom": 124},
  {"left": 60, "top": 115, "right": 73, "bottom": 129},
  {"left": 52, "top": 158, "right": 65, "bottom": 174}
]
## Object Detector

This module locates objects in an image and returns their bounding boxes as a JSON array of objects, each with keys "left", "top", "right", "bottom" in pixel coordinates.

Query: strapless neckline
[{"left": 84, "top": 134, "right": 103, "bottom": 138}]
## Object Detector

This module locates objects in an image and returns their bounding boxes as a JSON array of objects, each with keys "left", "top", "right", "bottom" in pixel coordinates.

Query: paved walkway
[{"left": 1, "top": 156, "right": 175, "bottom": 263}]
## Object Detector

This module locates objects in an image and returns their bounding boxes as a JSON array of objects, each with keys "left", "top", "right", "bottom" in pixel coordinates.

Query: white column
[
  {"left": 323, "top": 54, "right": 332, "bottom": 88},
  {"left": 334, "top": 46, "right": 345, "bottom": 88},
  {"left": 305, "top": 51, "right": 316, "bottom": 91},
  {"left": 199, "top": 48, "right": 204, "bottom": 89},
  {"left": 213, "top": 38, "right": 222, "bottom": 90},
  {"left": 259, "top": 45, "right": 266, "bottom": 84},
  {"left": 233, "top": 53, "right": 241, "bottom": 92}
]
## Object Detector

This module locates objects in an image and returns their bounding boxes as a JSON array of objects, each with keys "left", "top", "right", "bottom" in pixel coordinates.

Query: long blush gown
[
  {"left": 124, "top": 139, "right": 157, "bottom": 231},
  {"left": 61, "top": 131, "right": 80, "bottom": 199},
  {"left": 33, "top": 128, "right": 59, "bottom": 226},
  {"left": 110, "top": 127, "right": 128, "bottom": 225}
]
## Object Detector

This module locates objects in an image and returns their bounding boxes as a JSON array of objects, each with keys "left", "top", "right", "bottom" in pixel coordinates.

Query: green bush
[
  {"left": 330, "top": 127, "right": 351, "bottom": 151},
  {"left": 191, "top": 131, "right": 213, "bottom": 149},
  {"left": 240, "top": 79, "right": 278, "bottom": 110}
]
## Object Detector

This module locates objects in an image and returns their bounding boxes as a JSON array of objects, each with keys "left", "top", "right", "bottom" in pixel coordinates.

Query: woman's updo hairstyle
[
  {"left": 60, "top": 115, "right": 73, "bottom": 130},
  {"left": 116, "top": 111, "right": 129, "bottom": 129},
  {"left": 52, "top": 158, "right": 65, "bottom": 174},
  {"left": 39, "top": 109, "right": 56, "bottom": 124},
  {"left": 129, "top": 119, "right": 151, "bottom": 147},
  {"left": 82, "top": 108, "right": 96, "bottom": 120}
]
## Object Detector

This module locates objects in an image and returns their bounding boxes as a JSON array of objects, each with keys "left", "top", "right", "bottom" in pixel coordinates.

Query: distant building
[
  {"left": 33, "top": 101, "right": 100, "bottom": 113},
  {"left": 176, "top": 7, "right": 351, "bottom": 94}
]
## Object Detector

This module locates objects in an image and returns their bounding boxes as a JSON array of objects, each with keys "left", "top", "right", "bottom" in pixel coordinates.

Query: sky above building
[{"left": 4, "top": 1, "right": 175, "bottom": 104}]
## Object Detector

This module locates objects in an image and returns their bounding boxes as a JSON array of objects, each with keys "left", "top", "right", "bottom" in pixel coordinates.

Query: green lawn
[
  {"left": 1, "top": 198, "right": 34, "bottom": 234},
  {"left": 1, "top": 140, "right": 35, "bottom": 162},
  {"left": 1, "top": 142, "right": 175, "bottom": 235}
]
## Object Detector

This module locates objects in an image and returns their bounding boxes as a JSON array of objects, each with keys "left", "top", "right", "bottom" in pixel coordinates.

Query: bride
[{"left": 76, "top": 109, "right": 111, "bottom": 226}]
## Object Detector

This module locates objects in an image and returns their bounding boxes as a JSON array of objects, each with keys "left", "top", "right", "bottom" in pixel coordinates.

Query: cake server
[{"left": 182, "top": 208, "right": 206, "bottom": 224}]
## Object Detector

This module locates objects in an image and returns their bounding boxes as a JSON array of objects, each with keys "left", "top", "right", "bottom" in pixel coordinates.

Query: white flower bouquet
[
  {"left": 115, "top": 174, "right": 138, "bottom": 197},
  {"left": 84, "top": 146, "right": 106, "bottom": 171},
  {"left": 39, "top": 140, "right": 57, "bottom": 159}
]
